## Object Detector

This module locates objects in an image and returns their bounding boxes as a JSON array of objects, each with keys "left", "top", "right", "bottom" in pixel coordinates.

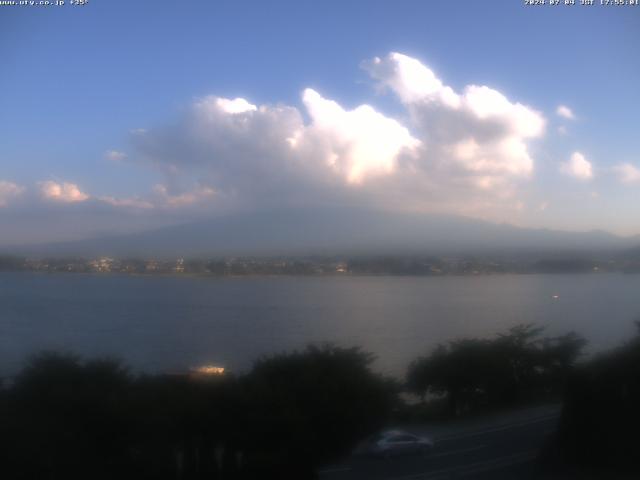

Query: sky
[{"left": 1, "top": 0, "right": 639, "bottom": 246}]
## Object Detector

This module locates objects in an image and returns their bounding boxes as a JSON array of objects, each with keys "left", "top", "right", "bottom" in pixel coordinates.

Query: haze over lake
[{"left": 1, "top": 272, "right": 639, "bottom": 378}]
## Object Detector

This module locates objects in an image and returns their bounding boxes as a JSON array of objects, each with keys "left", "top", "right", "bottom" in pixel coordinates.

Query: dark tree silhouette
[
  {"left": 0, "top": 345, "right": 396, "bottom": 480},
  {"left": 407, "top": 324, "right": 587, "bottom": 415},
  {"left": 238, "top": 345, "right": 397, "bottom": 478},
  {"left": 543, "top": 322, "right": 640, "bottom": 476},
  {"left": 3, "top": 352, "right": 133, "bottom": 480}
]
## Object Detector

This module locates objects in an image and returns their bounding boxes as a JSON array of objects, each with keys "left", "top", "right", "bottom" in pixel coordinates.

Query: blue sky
[{"left": 1, "top": 0, "right": 639, "bottom": 244}]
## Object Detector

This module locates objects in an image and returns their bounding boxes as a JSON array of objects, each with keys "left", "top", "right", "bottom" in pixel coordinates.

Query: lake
[{"left": 1, "top": 272, "right": 639, "bottom": 378}]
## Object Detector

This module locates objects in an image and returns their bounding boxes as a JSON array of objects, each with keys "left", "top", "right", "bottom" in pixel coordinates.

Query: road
[{"left": 318, "top": 405, "right": 560, "bottom": 480}]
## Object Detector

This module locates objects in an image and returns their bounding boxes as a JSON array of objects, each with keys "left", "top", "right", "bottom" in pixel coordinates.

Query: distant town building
[{"left": 174, "top": 258, "right": 185, "bottom": 273}]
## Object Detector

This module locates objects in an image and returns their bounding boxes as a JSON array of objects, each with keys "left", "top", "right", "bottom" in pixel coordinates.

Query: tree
[
  {"left": 239, "top": 345, "right": 397, "bottom": 477},
  {"left": 0, "top": 345, "right": 397, "bottom": 479},
  {"left": 548, "top": 323, "right": 640, "bottom": 475},
  {"left": 407, "top": 324, "right": 586, "bottom": 415},
  {"left": 3, "top": 352, "right": 133, "bottom": 480}
]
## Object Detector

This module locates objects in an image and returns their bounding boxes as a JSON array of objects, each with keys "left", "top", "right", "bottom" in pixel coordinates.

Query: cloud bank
[
  {"left": 5, "top": 52, "right": 635, "bottom": 244},
  {"left": 127, "top": 52, "right": 546, "bottom": 220}
]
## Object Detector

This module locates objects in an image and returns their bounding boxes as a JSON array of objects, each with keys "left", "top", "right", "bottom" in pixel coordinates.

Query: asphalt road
[{"left": 318, "top": 406, "right": 560, "bottom": 480}]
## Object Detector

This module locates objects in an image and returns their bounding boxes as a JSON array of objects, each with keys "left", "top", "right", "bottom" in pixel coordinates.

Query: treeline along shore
[{"left": 2, "top": 323, "right": 640, "bottom": 478}]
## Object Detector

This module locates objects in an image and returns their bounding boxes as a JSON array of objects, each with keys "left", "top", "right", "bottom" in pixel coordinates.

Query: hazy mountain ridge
[{"left": 4, "top": 208, "right": 638, "bottom": 259}]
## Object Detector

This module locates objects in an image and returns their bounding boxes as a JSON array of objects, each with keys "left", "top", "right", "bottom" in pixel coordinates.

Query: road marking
[
  {"left": 429, "top": 444, "right": 486, "bottom": 459},
  {"left": 386, "top": 450, "right": 537, "bottom": 480}
]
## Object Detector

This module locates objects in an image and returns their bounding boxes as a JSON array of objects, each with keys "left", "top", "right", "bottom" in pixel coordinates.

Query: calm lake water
[{"left": 1, "top": 272, "right": 639, "bottom": 378}]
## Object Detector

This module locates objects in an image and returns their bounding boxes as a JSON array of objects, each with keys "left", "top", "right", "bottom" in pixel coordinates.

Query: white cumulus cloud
[
  {"left": 363, "top": 52, "right": 461, "bottom": 108},
  {"left": 301, "top": 88, "right": 420, "bottom": 183},
  {"left": 556, "top": 105, "right": 575, "bottom": 120},
  {"left": 613, "top": 163, "right": 640, "bottom": 184},
  {"left": 560, "top": 152, "right": 593, "bottom": 180},
  {"left": 214, "top": 97, "right": 257, "bottom": 114},
  {"left": 362, "top": 52, "right": 544, "bottom": 192},
  {"left": 39, "top": 181, "right": 90, "bottom": 203},
  {"left": 127, "top": 52, "right": 548, "bottom": 220}
]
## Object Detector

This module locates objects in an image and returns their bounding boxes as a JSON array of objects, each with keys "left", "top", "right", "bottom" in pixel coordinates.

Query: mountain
[{"left": 4, "top": 208, "right": 638, "bottom": 258}]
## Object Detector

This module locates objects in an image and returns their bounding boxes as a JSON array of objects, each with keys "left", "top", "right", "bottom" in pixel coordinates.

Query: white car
[{"left": 368, "top": 430, "right": 435, "bottom": 458}]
